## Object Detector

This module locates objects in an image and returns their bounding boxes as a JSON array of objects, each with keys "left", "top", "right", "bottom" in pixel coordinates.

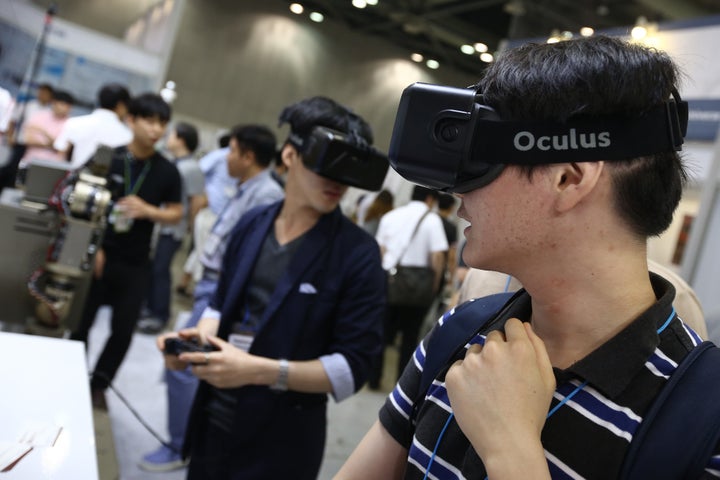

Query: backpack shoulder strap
[
  {"left": 620, "top": 341, "right": 720, "bottom": 479},
  {"left": 413, "top": 292, "right": 515, "bottom": 410}
]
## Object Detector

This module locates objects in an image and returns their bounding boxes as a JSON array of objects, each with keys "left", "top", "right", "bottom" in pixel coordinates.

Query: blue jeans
[
  {"left": 166, "top": 276, "right": 217, "bottom": 451},
  {"left": 147, "top": 234, "right": 183, "bottom": 324}
]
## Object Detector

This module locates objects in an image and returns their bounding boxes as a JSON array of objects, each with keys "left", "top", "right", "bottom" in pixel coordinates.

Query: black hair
[
  {"left": 412, "top": 185, "right": 440, "bottom": 202},
  {"left": 51, "top": 90, "right": 74, "bottom": 105},
  {"left": 438, "top": 193, "right": 457, "bottom": 211},
  {"left": 174, "top": 121, "right": 199, "bottom": 153},
  {"left": 229, "top": 124, "right": 277, "bottom": 168},
  {"left": 479, "top": 35, "right": 685, "bottom": 237},
  {"left": 278, "top": 96, "right": 374, "bottom": 146},
  {"left": 98, "top": 83, "right": 131, "bottom": 110},
  {"left": 37, "top": 83, "right": 54, "bottom": 94},
  {"left": 218, "top": 132, "right": 231, "bottom": 149},
  {"left": 127, "top": 93, "right": 171, "bottom": 122}
]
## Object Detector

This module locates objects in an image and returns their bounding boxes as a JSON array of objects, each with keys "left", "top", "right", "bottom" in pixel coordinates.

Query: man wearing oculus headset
[
  {"left": 162, "top": 96, "right": 388, "bottom": 479},
  {"left": 337, "top": 36, "right": 720, "bottom": 479}
]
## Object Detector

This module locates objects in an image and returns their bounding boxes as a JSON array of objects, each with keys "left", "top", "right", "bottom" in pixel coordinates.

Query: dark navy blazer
[{"left": 184, "top": 201, "right": 386, "bottom": 477}]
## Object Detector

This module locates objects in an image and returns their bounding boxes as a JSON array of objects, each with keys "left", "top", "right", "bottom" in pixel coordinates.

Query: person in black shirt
[{"left": 71, "top": 93, "right": 182, "bottom": 409}]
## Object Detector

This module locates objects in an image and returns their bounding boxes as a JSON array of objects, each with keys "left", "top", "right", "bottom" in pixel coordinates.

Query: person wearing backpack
[{"left": 336, "top": 35, "right": 720, "bottom": 479}]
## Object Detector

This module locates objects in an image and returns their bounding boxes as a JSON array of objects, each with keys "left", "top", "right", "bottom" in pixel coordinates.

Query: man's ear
[
  {"left": 281, "top": 144, "right": 298, "bottom": 169},
  {"left": 553, "top": 161, "right": 604, "bottom": 213}
]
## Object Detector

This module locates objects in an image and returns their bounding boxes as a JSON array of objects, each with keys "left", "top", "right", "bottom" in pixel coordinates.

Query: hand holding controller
[{"left": 164, "top": 337, "right": 218, "bottom": 356}]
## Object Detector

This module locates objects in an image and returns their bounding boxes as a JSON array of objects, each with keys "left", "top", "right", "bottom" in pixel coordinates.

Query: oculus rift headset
[
  {"left": 389, "top": 82, "right": 689, "bottom": 193},
  {"left": 286, "top": 123, "right": 389, "bottom": 192}
]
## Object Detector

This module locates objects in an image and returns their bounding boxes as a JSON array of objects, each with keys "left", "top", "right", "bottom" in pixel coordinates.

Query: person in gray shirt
[
  {"left": 139, "top": 122, "right": 205, "bottom": 335},
  {"left": 139, "top": 124, "right": 284, "bottom": 472}
]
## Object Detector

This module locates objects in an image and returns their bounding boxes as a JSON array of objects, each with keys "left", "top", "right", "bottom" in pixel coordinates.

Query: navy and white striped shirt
[{"left": 379, "top": 274, "right": 720, "bottom": 479}]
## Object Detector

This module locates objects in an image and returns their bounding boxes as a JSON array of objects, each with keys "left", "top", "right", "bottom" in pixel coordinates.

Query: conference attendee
[
  {"left": 336, "top": 35, "right": 718, "bottom": 479},
  {"left": 17, "top": 90, "right": 74, "bottom": 170},
  {"left": 158, "top": 96, "right": 386, "bottom": 479},
  {"left": 139, "top": 124, "right": 284, "bottom": 472},
  {"left": 0, "top": 82, "right": 53, "bottom": 191},
  {"left": 368, "top": 185, "right": 447, "bottom": 388},
  {"left": 71, "top": 93, "right": 182, "bottom": 410},
  {"left": 138, "top": 122, "right": 204, "bottom": 335},
  {"left": 54, "top": 82, "right": 132, "bottom": 169}
]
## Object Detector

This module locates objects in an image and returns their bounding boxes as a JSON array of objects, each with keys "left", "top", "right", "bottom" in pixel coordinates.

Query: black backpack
[{"left": 416, "top": 292, "right": 720, "bottom": 479}]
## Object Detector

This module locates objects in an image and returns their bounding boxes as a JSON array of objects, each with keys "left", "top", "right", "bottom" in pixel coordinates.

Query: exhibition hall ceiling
[{"left": 284, "top": 0, "right": 720, "bottom": 74}]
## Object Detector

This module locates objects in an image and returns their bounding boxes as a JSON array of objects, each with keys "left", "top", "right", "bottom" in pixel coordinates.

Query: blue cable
[{"left": 422, "top": 306, "right": 676, "bottom": 480}]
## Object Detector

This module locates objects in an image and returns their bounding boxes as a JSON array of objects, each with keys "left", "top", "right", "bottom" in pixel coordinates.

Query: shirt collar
[{"left": 503, "top": 273, "right": 676, "bottom": 399}]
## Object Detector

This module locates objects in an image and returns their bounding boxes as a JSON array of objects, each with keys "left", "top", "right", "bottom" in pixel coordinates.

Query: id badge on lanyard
[{"left": 229, "top": 307, "right": 255, "bottom": 352}]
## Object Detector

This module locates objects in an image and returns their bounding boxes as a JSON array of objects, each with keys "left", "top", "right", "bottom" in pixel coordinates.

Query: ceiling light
[
  {"left": 460, "top": 44, "right": 475, "bottom": 55},
  {"left": 352, "top": 0, "right": 367, "bottom": 8},
  {"left": 479, "top": 52, "right": 494, "bottom": 63},
  {"left": 426, "top": 59, "right": 439, "bottom": 69},
  {"left": 410, "top": 53, "right": 424, "bottom": 62},
  {"left": 560, "top": 31, "right": 573, "bottom": 40},
  {"left": 366, "top": 0, "right": 378, "bottom": 4},
  {"left": 309, "top": 11, "right": 324, "bottom": 22},
  {"left": 580, "top": 27, "right": 594, "bottom": 37},
  {"left": 474, "top": 42, "right": 488, "bottom": 53},
  {"left": 289, "top": 3, "right": 304, "bottom": 14}
]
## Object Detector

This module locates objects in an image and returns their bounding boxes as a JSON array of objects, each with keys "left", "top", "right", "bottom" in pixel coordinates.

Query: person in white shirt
[
  {"left": 369, "top": 185, "right": 448, "bottom": 387},
  {"left": 54, "top": 83, "right": 132, "bottom": 169}
]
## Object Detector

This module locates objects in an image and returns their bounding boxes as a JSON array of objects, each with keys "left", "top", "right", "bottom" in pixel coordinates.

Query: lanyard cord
[
  {"left": 124, "top": 152, "right": 152, "bottom": 196},
  {"left": 423, "top": 306, "right": 677, "bottom": 480}
]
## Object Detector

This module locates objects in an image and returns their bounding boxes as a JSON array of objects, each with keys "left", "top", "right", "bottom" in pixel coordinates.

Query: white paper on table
[
  {"left": 16, "top": 423, "right": 63, "bottom": 447},
  {"left": 0, "top": 441, "right": 33, "bottom": 472}
]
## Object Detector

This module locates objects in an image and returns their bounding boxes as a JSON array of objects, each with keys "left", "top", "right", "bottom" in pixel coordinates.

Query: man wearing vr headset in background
[
  {"left": 160, "top": 96, "right": 387, "bottom": 479},
  {"left": 140, "top": 124, "right": 284, "bottom": 472},
  {"left": 337, "top": 36, "right": 719, "bottom": 479}
]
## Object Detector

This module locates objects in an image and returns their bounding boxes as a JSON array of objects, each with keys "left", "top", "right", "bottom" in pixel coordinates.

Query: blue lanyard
[{"left": 423, "top": 306, "right": 677, "bottom": 480}]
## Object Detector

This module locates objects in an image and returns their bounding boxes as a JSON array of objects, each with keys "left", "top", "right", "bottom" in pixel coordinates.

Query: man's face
[
  {"left": 285, "top": 144, "right": 348, "bottom": 214},
  {"left": 51, "top": 100, "right": 71, "bottom": 118},
  {"left": 37, "top": 87, "right": 53, "bottom": 105},
  {"left": 129, "top": 115, "right": 167, "bottom": 150},
  {"left": 226, "top": 137, "right": 251, "bottom": 179},
  {"left": 457, "top": 166, "right": 549, "bottom": 273}
]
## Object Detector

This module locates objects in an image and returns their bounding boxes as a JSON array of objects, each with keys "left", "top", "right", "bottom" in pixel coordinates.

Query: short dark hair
[
  {"left": 229, "top": 124, "right": 277, "bottom": 168},
  {"left": 98, "top": 83, "right": 131, "bottom": 110},
  {"left": 52, "top": 90, "right": 74, "bottom": 105},
  {"left": 127, "top": 93, "right": 171, "bottom": 122},
  {"left": 218, "top": 132, "right": 231, "bottom": 149},
  {"left": 37, "top": 83, "right": 54, "bottom": 95},
  {"left": 479, "top": 35, "right": 685, "bottom": 237},
  {"left": 438, "top": 193, "right": 457, "bottom": 211},
  {"left": 174, "top": 122, "right": 199, "bottom": 153},
  {"left": 278, "top": 96, "right": 374, "bottom": 146},
  {"left": 412, "top": 185, "right": 439, "bottom": 202}
]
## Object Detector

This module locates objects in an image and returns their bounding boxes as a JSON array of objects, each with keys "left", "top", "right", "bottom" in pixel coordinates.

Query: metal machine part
[{"left": 0, "top": 159, "right": 112, "bottom": 337}]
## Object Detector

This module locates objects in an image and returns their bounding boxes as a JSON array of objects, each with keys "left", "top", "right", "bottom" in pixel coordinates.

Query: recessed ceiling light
[
  {"left": 411, "top": 53, "right": 424, "bottom": 62},
  {"left": 580, "top": 27, "right": 594, "bottom": 37},
  {"left": 366, "top": 0, "right": 378, "bottom": 4},
  {"left": 474, "top": 42, "right": 488, "bottom": 53},
  {"left": 352, "top": 0, "right": 367, "bottom": 8},
  {"left": 426, "top": 59, "right": 439, "bottom": 69},
  {"left": 309, "top": 11, "right": 324, "bottom": 22},
  {"left": 480, "top": 52, "right": 494, "bottom": 63},
  {"left": 460, "top": 44, "right": 475, "bottom": 55},
  {"left": 289, "top": 3, "right": 303, "bottom": 14}
]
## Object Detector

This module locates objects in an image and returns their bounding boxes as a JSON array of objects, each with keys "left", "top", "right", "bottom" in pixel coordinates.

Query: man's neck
[
  {"left": 127, "top": 142, "right": 155, "bottom": 160},
  {"left": 240, "top": 164, "right": 265, "bottom": 183},
  {"left": 275, "top": 201, "right": 322, "bottom": 246},
  {"left": 520, "top": 248, "right": 656, "bottom": 369}
]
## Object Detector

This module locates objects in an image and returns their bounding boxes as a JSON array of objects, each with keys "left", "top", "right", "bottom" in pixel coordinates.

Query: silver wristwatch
[{"left": 270, "top": 358, "right": 289, "bottom": 391}]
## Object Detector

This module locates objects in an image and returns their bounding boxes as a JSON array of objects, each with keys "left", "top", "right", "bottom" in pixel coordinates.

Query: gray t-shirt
[{"left": 160, "top": 155, "right": 205, "bottom": 240}]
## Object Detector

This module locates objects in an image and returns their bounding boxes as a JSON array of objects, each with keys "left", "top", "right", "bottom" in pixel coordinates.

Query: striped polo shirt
[{"left": 379, "top": 274, "right": 720, "bottom": 479}]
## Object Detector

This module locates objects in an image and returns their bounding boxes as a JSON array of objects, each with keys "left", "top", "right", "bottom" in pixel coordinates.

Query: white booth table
[{"left": 0, "top": 332, "right": 98, "bottom": 479}]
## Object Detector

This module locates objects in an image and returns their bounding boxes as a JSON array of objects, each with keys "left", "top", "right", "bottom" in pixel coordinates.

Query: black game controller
[{"left": 164, "top": 337, "right": 217, "bottom": 356}]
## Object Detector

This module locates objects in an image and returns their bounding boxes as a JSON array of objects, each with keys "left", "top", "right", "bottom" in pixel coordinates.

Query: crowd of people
[{"left": 1, "top": 33, "right": 718, "bottom": 479}]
